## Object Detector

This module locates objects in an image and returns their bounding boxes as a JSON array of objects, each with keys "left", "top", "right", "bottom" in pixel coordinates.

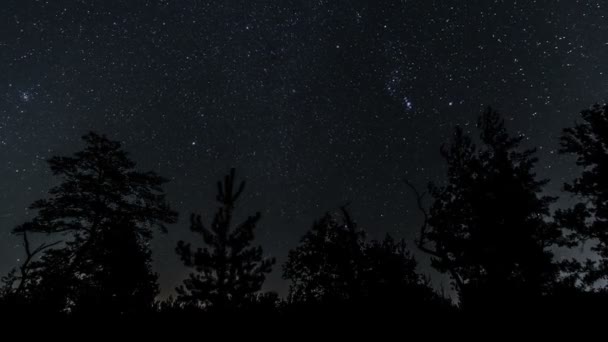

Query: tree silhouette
[
  {"left": 413, "top": 108, "right": 562, "bottom": 310},
  {"left": 283, "top": 207, "right": 365, "bottom": 304},
  {"left": 0, "top": 230, "right": 60, "bottom": 312},
  {"left": 283, "top": 206, "right": 442, "bottom": 312},
  {"left": 8, "top": 132, "right": 177, "bottom": 315},
  {"left": 361, "top": 235, "right": 442, "bottom": 308},
  {"left": 175, "top": 168, "right": 275, "bottom": 312},
  {"left": 557, "top": 104, "right": 608, "bottom": 288}
]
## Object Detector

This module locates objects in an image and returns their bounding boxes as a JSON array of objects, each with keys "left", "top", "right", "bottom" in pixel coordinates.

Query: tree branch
[
  {"left": 404, "top": 178, "right": 465, "bottom": 292},
  {"left": 15, "top": 231, "right": 62, "bottom": 294}
]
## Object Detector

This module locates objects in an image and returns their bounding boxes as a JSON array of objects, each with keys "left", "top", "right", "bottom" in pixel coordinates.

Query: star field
[{"left": 1, "top": 0, "right": 607, "bottom": 296}]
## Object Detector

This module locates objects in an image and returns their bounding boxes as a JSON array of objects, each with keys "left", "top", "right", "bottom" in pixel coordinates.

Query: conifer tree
[
  {"left": 557, "top": 104, "right": 608, "bottom": 287},
  {"left": 414, "top": 108, "right": 561, "bottom": 309},
  {"left": 176, "top": 168, "right": 275, "bottom": 311},
  {"left": 10, "top": 132, "right": 177, "bottom": 315}
]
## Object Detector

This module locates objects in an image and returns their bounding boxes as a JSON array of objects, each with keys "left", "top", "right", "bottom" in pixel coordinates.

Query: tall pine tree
[
  {"left": 415, "top": 108, "right": 561, "bottom": 310},
  {"left": 175, "top": 168, "right": 275, "bottom": 311},
  {"left": 10, "top": 132, "right": 177, "bottom": 315}
]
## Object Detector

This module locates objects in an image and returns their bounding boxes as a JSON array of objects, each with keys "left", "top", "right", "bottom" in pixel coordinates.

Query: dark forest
[{"left": 3, "top": 106, "right": 608, "bottom": 321}]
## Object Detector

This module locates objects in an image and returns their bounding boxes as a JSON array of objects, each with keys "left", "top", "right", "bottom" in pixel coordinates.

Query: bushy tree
[
  {"left": 283, "top": 208, "right": 365, "bottom": 304},
  {"left": 283, "top": 207, "right": 441, "bottom": 310}
]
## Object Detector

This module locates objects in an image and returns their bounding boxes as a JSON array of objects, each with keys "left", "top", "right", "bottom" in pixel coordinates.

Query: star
[{"left": 19, "top": 91, "right": 32, "bottom": 102}]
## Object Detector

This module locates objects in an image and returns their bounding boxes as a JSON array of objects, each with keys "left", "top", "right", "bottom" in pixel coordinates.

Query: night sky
[{"left": 1, "top": 0, "right": 607, "bottom": 297}]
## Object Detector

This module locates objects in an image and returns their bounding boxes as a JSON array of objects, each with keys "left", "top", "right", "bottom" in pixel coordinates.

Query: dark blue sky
[{"left": 1, "top": 0, "right": 607, "bottom": 297}]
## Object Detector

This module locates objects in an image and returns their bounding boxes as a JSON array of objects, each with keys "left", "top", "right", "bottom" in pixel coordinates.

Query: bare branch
[
  {"left": 403, "top": 179, "right": 433, "bottom": 253},
  {"left": 15, "top": 231, "right": 62, "bottom": 294},
  {"left": 404, "top": 178, "right": 465, "bottom": 292}
]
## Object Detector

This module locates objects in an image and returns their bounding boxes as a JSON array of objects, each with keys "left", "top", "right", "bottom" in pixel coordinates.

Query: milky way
[{"left": 1, "top": 0, "right": 607, "bottom": 296}]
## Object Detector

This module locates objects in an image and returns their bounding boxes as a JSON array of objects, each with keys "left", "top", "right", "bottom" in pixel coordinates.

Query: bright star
[
  {"left": 19, "top": 91, "right": 32, "bottom": 102},
  {"left": 403, "top": 96, "right": 414, "bottom": 111}
]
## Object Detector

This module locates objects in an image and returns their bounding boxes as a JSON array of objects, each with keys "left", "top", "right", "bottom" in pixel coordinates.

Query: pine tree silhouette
[
  {"left": 8, "top": 132, "right": 178, "bottom": 315},
  {"left": 557, "top": 104, "right": 608, "bottom": 288},
  {"left": 413, "top": 108, "right": 562, "bottom": 311},
  {"left": 175, "top": 168, "right": 275, "bottom": 312}
]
